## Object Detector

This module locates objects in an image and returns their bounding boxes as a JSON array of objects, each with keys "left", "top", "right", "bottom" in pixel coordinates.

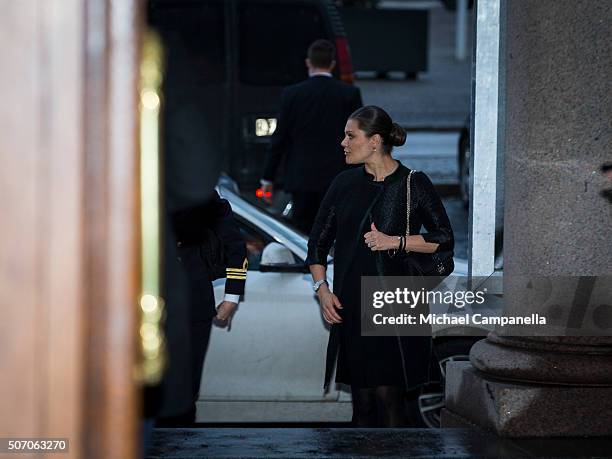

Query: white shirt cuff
[{"left": 224, "top": 294, "right": 240, "bottom": 304}]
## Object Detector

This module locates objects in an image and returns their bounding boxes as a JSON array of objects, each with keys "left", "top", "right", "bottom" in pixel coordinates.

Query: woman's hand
[
  {"left": 364, "top": 222, "right": 399, "bottom": 251},
  {"left": 317, "top": 284, "right": 343, "bottom": 324}
]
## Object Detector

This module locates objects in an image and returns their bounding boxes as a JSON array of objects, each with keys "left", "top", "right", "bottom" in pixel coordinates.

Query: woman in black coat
[{"left": 306, "top": 106, "right": 454, "bottom": 427}]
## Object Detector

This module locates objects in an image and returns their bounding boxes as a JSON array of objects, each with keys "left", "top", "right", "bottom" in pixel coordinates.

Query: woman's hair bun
[{"left": 389, "top": 122, "right": 407, "bottom": 147}]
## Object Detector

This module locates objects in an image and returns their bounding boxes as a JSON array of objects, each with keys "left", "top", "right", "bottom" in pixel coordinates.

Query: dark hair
[
  {"left": 307, "top": 39, "right": 335, "bottom": 68},
  {"left": 348, "top": 105, "right": 406, "bottom": 154}
]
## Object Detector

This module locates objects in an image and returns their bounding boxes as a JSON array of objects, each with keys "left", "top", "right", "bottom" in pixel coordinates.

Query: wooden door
[{"left": 0, "top": 1, "right": 143, "bottom": 457}]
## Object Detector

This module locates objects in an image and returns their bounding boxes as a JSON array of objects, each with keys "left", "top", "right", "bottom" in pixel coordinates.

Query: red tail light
[
  {"left": 255, "top": 188, "right": 272, "bottom": 199},
  {"left": 335, "top": 37, "right": 354, "bottom": 84}
]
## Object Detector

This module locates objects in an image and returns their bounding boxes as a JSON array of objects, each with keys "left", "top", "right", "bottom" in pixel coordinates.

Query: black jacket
[
  {"left": 307, "top": 163, "right": 454, "bottom": 296},
  {"left": 306, "top": 163, "right": 454, "bottom": 389},
  {"left": 262, "top": 75, "right": 363, "bottom": 192}
]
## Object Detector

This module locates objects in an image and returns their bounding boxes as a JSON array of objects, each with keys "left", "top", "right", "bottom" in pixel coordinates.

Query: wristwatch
[{"left": 312, "top": 279, "right": 328, "bottom": 293}]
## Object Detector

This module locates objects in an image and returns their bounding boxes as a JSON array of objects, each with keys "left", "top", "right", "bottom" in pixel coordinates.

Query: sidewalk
[
  {"left": 356, "top": 2, "right": 473, "bottom": 130},
  {"left": 147, "top": 427, "right": 612, "bottom": 458}
]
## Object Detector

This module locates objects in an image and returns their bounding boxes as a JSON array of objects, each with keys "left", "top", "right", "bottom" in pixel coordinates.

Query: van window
[
  {"left": 149, "top": 1, "right": 226, "bottom": 85},
  {"left": 238, "top": 3, "right": 326, "bottom": 85}
]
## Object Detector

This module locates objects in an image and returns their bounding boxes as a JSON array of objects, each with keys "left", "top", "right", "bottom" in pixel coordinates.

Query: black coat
[
  {"left": 306, "top": 162, "right": 454, "bottom": 389},
  {"left": 262, "top": 75, "right": 363, "bottom": 192}
]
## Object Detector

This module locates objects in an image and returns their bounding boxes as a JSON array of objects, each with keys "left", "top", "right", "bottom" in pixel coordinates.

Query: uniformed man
[{"left": 159, "top": 190, "right": 248, "bottom": 424}]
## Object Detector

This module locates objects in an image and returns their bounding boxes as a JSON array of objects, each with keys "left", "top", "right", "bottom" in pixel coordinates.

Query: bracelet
[
  {"left": 399, "top": 235, "right": 406, "bottom": 253},
  {"left": 402, "top": 235, "right": 410, "bottom": 253},
  {"left": 387, "top": 236, "right": 402, "bottom": 258},
  {"left": 313, "top": 279, "right": 328, "bottom": 293}
]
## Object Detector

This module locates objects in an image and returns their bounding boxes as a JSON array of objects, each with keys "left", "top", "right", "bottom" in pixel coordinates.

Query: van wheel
[
  {"left": 407, "top": 338, "right": 481, "bottom": 428},
  {"left": 406, "top": 382, "right": 443, "bottom": 428}
]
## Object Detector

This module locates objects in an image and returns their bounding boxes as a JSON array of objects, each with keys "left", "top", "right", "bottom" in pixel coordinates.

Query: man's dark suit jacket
[{"left": 262, "top": 75, "right": 363, "bottom": 192}]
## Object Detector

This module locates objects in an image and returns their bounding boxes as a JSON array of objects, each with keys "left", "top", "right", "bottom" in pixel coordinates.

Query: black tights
[{"left": 351, "top": 385, "right": 408, "bottom": 427}]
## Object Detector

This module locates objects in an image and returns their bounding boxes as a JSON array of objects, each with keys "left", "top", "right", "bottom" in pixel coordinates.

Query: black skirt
[{"left": 333, "top": 228, "right": 435, "bottom": 389}]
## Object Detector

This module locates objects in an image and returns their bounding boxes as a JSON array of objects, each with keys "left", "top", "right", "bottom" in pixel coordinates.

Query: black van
[{"left": 149, "top": 0, "right": 355, "bottom": 190}]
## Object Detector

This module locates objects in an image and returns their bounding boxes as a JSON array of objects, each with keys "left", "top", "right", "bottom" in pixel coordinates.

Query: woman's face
[{"left": 341, "top": 119, "right": 378, "bottom": 164}]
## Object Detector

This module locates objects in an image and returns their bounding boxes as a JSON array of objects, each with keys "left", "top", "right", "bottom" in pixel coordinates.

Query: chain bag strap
[
  {"left": 406, "top": 170, "right": 415, "bottom": 236},
  {"left": 403, "top": 170, "right": 454, "bottom": 279}
]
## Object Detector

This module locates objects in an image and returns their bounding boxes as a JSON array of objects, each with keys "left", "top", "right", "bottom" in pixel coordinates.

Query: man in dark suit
[{"left": 260, "top": 39, "right": 363, "bottom": 234}]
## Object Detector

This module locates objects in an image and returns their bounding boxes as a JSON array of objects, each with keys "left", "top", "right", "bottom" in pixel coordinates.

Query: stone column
[{"left": 442, "top": 0, "right": 612, "bottom": 436}]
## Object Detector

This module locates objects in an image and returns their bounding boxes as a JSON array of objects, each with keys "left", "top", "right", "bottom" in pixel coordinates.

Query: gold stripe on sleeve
[{"left": 226, "top": 274, "right": 247, "bottom": 280}]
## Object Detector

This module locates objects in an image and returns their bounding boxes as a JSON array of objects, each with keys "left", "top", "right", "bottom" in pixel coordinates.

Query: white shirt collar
[{"left": 309, "top": 71, "right": 333, "bottom": 78}]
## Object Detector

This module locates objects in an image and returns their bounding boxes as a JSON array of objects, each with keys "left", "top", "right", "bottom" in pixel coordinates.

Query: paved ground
[
  {"left": 398, "top": 132, "right": 460, "bottom": 185},
  {"left": 355, "top": 2, "right": 473, "bottom": 129},
  {"left": 147, "top": 428, "right": 612, "bottom": 458}
]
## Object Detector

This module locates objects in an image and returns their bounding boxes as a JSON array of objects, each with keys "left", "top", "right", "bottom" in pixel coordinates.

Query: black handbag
[
  {"left": 199, "top": 228, "right": 227, "bottom": 281},
  {"left": 403, "top": 170, "right": 454, "bottom": 280}
]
